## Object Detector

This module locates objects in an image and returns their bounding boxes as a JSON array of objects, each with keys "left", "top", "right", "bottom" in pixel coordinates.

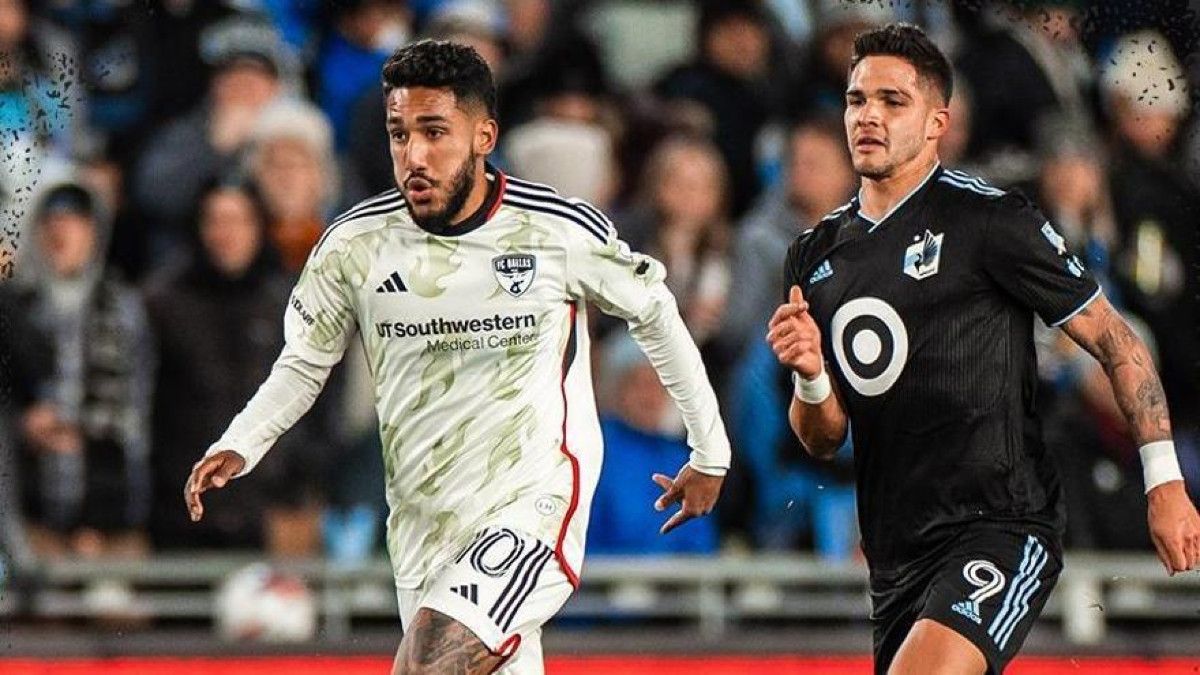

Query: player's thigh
[
  {"left": 916, "top": 528, "right": 1062, "bottom": 673},
  {"left": 409, "top": 526, "right": 573, "bottom": 673},
  {"left": 871, "top": 583, "right": 925, "bottom": 675},
  {"left": 393, "top": 607, "right": 506, "bottom": 675},
  {"left": 888, "top": 618, "right": 986, "bottom": 675}
]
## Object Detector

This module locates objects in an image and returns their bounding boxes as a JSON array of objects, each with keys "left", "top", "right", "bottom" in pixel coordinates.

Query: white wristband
[
  {"left": 793, "top": 369, "right": 832, "bottom": 404},
  {"left": 1139, "top": 440, "right": 1184, "bottom": 493}
]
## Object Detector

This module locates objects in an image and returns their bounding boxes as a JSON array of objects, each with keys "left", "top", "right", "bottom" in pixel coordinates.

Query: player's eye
[
  {"left": 390, "top": 130, "right": 407, "bottom": 142},
  {"left": 427, "top": 128, "right": 445, "bottom": 139}
]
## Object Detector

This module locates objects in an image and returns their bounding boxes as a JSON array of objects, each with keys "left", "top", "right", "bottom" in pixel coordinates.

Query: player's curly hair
[
  {"left": 850, "top": 23, "right": 953, "bottom": 105},
  {"left": 381, "top": 39, "right": 497, "bottom": 118}
]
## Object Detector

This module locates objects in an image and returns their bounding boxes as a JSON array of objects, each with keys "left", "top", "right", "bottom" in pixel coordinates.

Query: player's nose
[{"left": 405, "top": 139, "right": 432, "bottom": 173}]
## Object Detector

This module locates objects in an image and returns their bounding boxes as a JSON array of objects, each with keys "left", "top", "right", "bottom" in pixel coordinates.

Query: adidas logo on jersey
[
  {"left": 809, "top": 259, "right": 833, "bottom": 285},
  {"left": 450, "top": 584, "right": 478, "bottom": 604},
  {"left": 951, "top": 599, "right": 982, "bottom": 624},
  {"left": 376, "top": 271, "right": 408, "bottom": 293}
]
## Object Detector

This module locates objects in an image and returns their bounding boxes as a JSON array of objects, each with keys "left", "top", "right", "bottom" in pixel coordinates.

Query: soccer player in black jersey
[{"left": 768, "top": 24, "right": 1200, "bottom": 674}]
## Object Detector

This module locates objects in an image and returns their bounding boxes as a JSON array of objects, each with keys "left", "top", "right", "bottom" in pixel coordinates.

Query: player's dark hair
[
  {"left": 381, "top": 39, "right": 497, "bottom": 118},
  {"left": 849, "top": 23, "right": 953, "bottom": 104}
]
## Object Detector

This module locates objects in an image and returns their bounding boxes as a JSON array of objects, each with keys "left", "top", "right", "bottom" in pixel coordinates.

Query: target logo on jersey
[{"left": 831, "top": 297, "right": 909, "bottom": 397}]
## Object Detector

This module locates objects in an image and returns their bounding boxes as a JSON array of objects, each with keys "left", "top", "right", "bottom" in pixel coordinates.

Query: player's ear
[
  {"left": 475, "top": 117, "right": 498, "bottom": 155},
  {"left": 926, "top": 104, "right": 950, "bottom": 142}
]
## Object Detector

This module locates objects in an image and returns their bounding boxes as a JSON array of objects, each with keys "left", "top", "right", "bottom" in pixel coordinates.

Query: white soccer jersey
[{"left": 209, "top": 166, "right": 730, "bottom": 589}]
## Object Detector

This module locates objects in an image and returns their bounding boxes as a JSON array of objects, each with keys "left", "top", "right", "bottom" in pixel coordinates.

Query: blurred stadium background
[{"left": 0, "top": 0, "right": 1198, "bottom": 672}]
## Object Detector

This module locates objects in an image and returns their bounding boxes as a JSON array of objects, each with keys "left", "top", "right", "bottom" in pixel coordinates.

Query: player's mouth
[
  {"left": 405, "top": 176, "right": 436, "bottom": 204},
  {"left": 855, "top": 137, "right": 886, "bottom": 151}
]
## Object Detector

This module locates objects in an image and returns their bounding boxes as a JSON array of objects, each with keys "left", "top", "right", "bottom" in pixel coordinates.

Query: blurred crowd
[{"left": 0, "top": 0, "right": 1196, "bottom": 583}]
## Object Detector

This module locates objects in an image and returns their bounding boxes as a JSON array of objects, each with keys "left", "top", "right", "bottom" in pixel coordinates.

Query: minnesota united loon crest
[
  {"left": 903, "top": 229, "right": 944, "bottom": 281},
  {"left": 493, "top": 253, "right": 537, "bottom": 297}
]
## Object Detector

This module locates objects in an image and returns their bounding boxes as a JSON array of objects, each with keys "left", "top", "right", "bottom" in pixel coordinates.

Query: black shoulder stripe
[
  {"left": 501, "top": 197, "right": 607, "bottom": 243},
  {"left": 573, "top": 200, "right": 615, "bottom": 235},
  {"left": 332, "top": 190, "right": 403, "bottom": 228},
  {"left": 505, "top": 183, "right": 611, "bottom": 236},
  {"left": 505, "top": 176, "right": 556, "bottom": 195},
  {"left": 313, "top": 193, "right": 405, "bottom": 254}
]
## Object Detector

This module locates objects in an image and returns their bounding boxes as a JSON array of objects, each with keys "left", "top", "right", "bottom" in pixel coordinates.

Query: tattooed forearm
[
  {"left": 1063, "top": 297, "right": 1172, "bottom": 444},
  {"left": 394, "top": 609, "right": 504, "bottom": 675}
]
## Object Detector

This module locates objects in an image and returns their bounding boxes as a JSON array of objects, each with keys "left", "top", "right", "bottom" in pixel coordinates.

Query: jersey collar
[
  {"left": 856, "top": 162, "right": 942, "bottom": 233},
  {"left": 413, "top": 162, "right": 508, "bottom": 237}
]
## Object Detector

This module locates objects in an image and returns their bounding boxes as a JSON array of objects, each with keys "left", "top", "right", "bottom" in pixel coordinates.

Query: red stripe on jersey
[
  {"left": 486, "top": 170, "right": 507, "bottom": 221},
  {"left": 554, "top": 302, "right": 582, "bottom": 588},
  {"left": 487, "top": 633, "right": 522, "bottom": 673}
]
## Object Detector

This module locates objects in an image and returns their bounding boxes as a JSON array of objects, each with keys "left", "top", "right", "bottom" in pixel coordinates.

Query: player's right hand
[
  {"left": 185, "top": 450, "right": 246, "bottom": 522},
  {"left": 767, "top": 285, "right": 824, "bottom": 379}
]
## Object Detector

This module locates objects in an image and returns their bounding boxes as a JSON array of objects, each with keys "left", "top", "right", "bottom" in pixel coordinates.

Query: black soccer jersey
[{"left": 783, "top": 165, "right": 1101, "bottom": 577}]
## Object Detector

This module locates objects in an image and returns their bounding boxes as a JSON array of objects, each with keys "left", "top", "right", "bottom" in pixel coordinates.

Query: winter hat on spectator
[
  {"left": 201, "top": 15, "right": 289, "bottom": 78},
  {"left": 247, "top": 100, "right": 339, "bottom": 211},
  {"left": 1100, "top": 30, "right": 1189, "bottom": 117},
  {"left": 815, "top": 0, "right": 895, "bottom": 31},
  {"left": 505, "top": 119, "right": 615, "bottom": 206},
  {"left": 250, "top": 100, "right": 335, "bottom": 170},
  {"left": 425, "top": 0, "right": 509, "bottom": 44},
  {"left": 36, "top": 184, "right": 96, "bottom": 223}
]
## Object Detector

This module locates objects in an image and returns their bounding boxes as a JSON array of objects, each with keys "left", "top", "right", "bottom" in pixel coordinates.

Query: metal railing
[{"left": 6, "top": 553, "right": 1199, "bottom": 645}]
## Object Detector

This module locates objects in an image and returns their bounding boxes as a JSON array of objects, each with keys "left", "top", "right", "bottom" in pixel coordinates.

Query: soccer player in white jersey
[{"left": 183, "top": 40, "right": 732, "bottom": 673}]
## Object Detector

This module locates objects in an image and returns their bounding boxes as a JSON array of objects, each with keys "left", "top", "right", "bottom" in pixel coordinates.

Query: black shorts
[{"left": 870, "top": 523, "right": 1063, "bottom": 674}]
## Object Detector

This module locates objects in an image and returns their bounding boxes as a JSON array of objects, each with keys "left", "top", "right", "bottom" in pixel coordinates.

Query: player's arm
[
  {"left": 767, "top": 285, "right": 848, "bottom": 460},
  {"left": 979, "top": 193, "right": 1198, "bottom": 575},
  {"left": 186, "top": 240, "right": 357, "bottom": 522},
  {"left": 565, "top": 212, "right": 730, "bottom": 534},
  {"left": 1060, "top": 294, "right": 1200, "bottom": 574}
]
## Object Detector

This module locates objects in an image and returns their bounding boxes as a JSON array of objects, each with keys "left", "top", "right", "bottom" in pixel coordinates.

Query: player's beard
[{"left": 410, "top": 150, "right": 478, "bottom": 230}]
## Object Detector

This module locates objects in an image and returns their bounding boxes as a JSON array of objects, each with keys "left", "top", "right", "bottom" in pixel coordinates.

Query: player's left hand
[
  {"left": 652, "top": 464, "right": 724, "bottom": 535},
  {"left": 1147, "top": 480, "right": 1200, "bottom": 575}
]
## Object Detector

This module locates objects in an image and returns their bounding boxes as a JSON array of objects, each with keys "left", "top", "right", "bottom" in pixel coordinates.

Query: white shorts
[{"left": 396, "top": 527, "right": 574, "bottom": 674}]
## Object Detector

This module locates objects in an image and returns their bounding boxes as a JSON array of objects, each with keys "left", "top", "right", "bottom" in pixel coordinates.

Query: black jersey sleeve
[{"left": 982, "top": 193, "right": 1101, "bottom": 327}]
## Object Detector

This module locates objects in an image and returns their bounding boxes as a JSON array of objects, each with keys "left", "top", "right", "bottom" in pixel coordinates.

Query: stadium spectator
[
  {"left": 729, "top": 338, "right": 857, "bottom": 556},
  {"left": 422, "top": 0, "right": 508, "bottom": 75},
  {"left": 15, "top": 181, "right": 153, "bottom": 561},
  {"left": 37, "top": 0, "right": 154, "bottom": 166},
  {"left": 1034, "top": 115, "right": 1117, "bottom": 284},
  {"left": 720, "top": 116, "right": 854, "bottom": 355},
  {"left": 654, "top": 0, "right": 773, "bottom": 217},
  {"left": 617, "top": 136, "right": 731, "bottom": 352},
  {"left": 145, "top": 179, "right": 326, "bottom": 556},
  {"left": 788, "top": 1, "right": 893, "bottom": 119},
  {"left": 315, "top": 0, "right": 410, "bottom": 151},
  {"left": 955, "top": 0, "right": 1094, "bottom": 184},
  {"left": 1100, "top": 30, "right": 1199, "bottom": 437},
  {"left": 244, "top": 100, "right": 338, "bottom": 274},
  {"left": 0, "top": 0, "right": 80, "bottom": 156},
  {"left": 0, "top": 252, "right": 53, "bottom": 574},
  {"left": 588, "top": 334, "right": 719, "bottom": 556},
  {"left": 0, "top": 0, "right": 81, "bottom": 265},
  {"left": 497, "top": 0, "right": 610, "bottom": 130},
  {"left": 133, "top": 14, "right": 286, "bottom": 261},
  {"left": 505, "top": 118, "right": 618, "bottom": 208}
]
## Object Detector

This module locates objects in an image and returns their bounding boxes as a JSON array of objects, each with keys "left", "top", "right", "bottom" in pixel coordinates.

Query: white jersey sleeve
[
  {"left": 563, "top": 211, "right": 731, "bottom": 475},
  {"left": 204, "top": 238, "right": 355, "bottom": 475},
  {"left": 205, "top": 348, "right": 330, "bottom": 475},
  {"left": 284, "top": 239, "right": 359, "bottom": 367}
]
